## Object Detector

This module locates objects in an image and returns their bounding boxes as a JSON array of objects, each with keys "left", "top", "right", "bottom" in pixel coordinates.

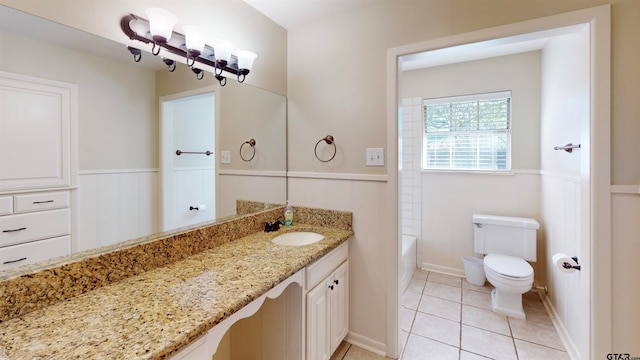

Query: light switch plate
[
  {"left": 366, "top": 148, "right": 384, "bottom": 166},
  {"left": 221, "top": 151, "right": 231, "bottom": 164}
]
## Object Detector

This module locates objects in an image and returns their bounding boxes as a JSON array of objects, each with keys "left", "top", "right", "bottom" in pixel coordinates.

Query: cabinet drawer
[
  {"left": 0, "top": 209, "right": 70, "bottom": 247},
  {"left": 306, "top": 241, "right": 349, "bottom": 290},
  {"left": 0, "top": 196, "right": 12, "bottom": 216},
  {"left": 13, "top": 191, "right": 69, "bottom": 213},
  {"left": 0, "top": 235, "right": 70, "bottom": 270}
]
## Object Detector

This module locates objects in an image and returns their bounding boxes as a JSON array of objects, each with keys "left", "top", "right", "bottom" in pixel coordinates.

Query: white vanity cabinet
[
  {"left": 306, "top": 242, "right": 349, "bottom": 360},
  {"left": 0, "top": 191, "right": 71, "bottom": 269},
  {"left": 0, "top": 72, "right": 76, "bottom": 269}
]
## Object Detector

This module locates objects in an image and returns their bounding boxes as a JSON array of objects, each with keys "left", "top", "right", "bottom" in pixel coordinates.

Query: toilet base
[{"left": 490, "top": 288, "right": 526, "bottom": 319}]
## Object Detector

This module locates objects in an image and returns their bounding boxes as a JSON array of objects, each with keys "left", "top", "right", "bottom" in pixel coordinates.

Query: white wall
[
  {"left": 77, "top": 169, "right": 159, "bottom": 251},
  {"left": 540, "top": 30, "right": 590, "bottom": 359},
  {"left": 0, "top": 31, "right": 157, "bottom": 170}
]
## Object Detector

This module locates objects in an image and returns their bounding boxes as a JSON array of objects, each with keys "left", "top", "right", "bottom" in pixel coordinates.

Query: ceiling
[{"left": 242, "top": 0, "right": 385, "bottom": 30}]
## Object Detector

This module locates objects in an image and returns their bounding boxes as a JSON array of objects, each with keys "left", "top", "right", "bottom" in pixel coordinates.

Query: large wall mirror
[{"left": 0, "top": 5, "right": 286, "bottom": 275}]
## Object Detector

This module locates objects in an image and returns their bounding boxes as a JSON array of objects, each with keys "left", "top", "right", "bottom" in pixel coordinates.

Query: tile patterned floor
[{"left": 331, "top": 269, "right": 570, "bottom": 360}]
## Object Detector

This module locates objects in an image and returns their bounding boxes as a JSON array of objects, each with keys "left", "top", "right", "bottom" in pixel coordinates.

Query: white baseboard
[
  {"left": 538, "top": 291, "right": 580, "bottom": 360},
  {"left": 345, "top": 332, "right": 387, "bottom": 357},
  {"left": 420, "top": 262, "right": 465, "bottom": 277}
]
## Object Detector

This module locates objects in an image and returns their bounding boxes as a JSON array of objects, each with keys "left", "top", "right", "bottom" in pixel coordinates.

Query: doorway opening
[
  {"left": 386, "top": 6, "right": 610, "bottom": 359},
  {"left": 160, "top": 89, "right": 217, "bottom": 231}
]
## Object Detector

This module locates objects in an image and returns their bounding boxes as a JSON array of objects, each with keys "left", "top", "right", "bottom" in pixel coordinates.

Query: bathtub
[{"left": 401, "top": 235, "right": 417, "bottom": 293}]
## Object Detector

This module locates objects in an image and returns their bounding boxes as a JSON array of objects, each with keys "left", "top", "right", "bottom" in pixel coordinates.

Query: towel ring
[
  {"left": 314, "top": 135, "right": 336, "bottom": 162},
  {"left": 240, "top": 139, "right": 256, "bottom": 162}
]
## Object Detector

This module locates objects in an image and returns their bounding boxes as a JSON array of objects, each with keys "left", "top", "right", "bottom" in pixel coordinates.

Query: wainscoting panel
[{"left": 77, "top": 169, "right": 159, "bottom": 252}]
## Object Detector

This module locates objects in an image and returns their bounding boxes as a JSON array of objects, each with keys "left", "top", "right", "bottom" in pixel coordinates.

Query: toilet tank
[{"left": 472, "top": 214, "right": 539, "bottom": 262}]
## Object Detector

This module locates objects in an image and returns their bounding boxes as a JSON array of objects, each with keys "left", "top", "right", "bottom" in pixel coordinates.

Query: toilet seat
[{"left": 484, "top": 254, "right": 533, "bottom": 279}]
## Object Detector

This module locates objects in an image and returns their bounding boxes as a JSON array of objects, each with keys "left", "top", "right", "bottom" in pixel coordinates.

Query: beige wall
[
  {"left": 0, "top": 0, "right": 287, "bottom": 96},
  {"left": 0, "top": 30, "right": 156, "bottom": 170},
  {"left": 4, "top": 0, "right": 638, "bottom": 356},
  {"left": 288, "top": 0, "right": 639, "bottom": 356},
  {"left": 288, "top": 0, "right": 638, "bottom": 183},
  {"left": 403, "top": 51, "right": 542, "bottom": 170}
]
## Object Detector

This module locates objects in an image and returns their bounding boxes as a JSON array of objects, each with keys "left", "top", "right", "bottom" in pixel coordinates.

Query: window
[{"left": 422, "top": 91, "right": 511, "bottom": 171}]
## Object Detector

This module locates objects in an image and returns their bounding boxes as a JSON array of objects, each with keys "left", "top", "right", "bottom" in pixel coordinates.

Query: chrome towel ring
[
  {"left": 314, "top": 135, "right": 336, "bottom": 162},
  {"left": 240, "top": 138, "right": 256, "bottom": 162}
]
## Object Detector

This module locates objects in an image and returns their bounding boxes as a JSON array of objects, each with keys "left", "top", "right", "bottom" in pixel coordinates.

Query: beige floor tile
[
  {"left": 400, "top": 331, "right": 410, "bottom": 356},
  {"left": 411, "top": 312, "right": 460, "bottom": 347},
  {"left": 401, "top": 307, "right": 416, "bottom": 332},
  {"left": 343, "top": 345, "right": 388, "bottom": 360},
  {"left": 509, "top": 318, "right": 565, "bottom": 350},
  {"left": 462, "top": 288, "right": 492, "bottom": 310},
  {"left": 461, "top": 305, "right": 510, "bottom": 336},
  {"left": 427, "top": 272, "right": 463, "bottom": 287},
  {"left": 423, "top": 281, "right": 462, "bottom": 303},
  {"left": 401, "top": 334, "right": 459, "bottom": 360},
  {"left": 522, "top": 295, "right": 553, "bottom": 325},
  {"left": 413, "top": 269, "right": 429, "bottom": 280},
  {"left": 462, "top": 279, "right": 493, "bottom": 294},
  {"left": 460, "top": 350, "right": 493, "bottom": 359},
  {"left": 515, "top": 339, "right": 570, "bottom": 360},
  {"left": 461, "top": 325, "right": 517, "bottom": 360},
  {"left": 402, "top": 290, "right": 422, "bottom": 310},
  {"left": 407, "top": 278, "right": 426, "bottom": 294},
  {"left": 418, "top": 295, "right": 461, "bottom": 322}
]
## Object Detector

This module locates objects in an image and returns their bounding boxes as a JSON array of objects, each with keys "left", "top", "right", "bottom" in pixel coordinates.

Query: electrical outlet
[
  {"left": 221, "top": 151, "right": 231, "bottom": 164},
  {"left": 366, "top": 148, "right": 384, "bottom": 166}
]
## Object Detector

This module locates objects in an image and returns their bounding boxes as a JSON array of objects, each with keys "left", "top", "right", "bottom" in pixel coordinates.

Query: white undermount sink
[{"left": 272, "top": 232, "right": 324, "bottom": 246}]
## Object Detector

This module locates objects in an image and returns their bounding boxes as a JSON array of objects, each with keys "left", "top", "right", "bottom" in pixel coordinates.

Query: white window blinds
[{"left": 422, "top": 91, "right": 511, "bottom": 171}]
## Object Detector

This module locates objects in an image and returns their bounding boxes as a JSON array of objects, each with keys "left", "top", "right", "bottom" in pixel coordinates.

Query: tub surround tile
[{"left": 0, "top": 207, "right": 353, "bottom": 360}]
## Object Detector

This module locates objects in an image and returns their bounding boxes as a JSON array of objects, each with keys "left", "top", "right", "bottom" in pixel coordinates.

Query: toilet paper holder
[{"left": 562, "top": 256, "right": 581, "bottom": 271}]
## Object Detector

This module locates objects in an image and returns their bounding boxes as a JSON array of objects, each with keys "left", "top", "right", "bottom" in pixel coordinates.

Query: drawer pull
[
  {"left": 2, "top": 227, "right": 27, "bottom": 233},
  {"left": 33, "top": 200, "right": 54, "bottom": 204},
  {"left": 3, "top": 257, "right": 27, "bottom": 265}
]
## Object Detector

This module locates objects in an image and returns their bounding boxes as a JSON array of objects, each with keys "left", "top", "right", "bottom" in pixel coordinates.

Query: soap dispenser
[{"left": 284, "top": 201, "right": 293, "bottom": 227}]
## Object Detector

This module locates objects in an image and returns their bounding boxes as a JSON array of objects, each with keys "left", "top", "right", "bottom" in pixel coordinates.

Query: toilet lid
[{"left": 484, "top": 254, "right": 533, "bottom": 278}]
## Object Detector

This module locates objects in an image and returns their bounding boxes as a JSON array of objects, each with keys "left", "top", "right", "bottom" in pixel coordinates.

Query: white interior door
[{"left": 161, "top": 91, "right": 216, "bottom": 231}]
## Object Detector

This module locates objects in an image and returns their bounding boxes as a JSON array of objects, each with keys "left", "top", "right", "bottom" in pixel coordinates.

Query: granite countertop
[{"left": 0, "top": 224, "right": 353, "bottom": 359}]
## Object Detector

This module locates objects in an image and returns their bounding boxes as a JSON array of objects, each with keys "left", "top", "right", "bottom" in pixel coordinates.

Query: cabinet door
[
  {"left": 0, "top": 72, "right": 76, "bottom": 191},
  {"left": 307, "top": 279, "right": 331, "bottom": 360},
  {"left": 330, "top": 261, "right": 349, "bottom": 354}
]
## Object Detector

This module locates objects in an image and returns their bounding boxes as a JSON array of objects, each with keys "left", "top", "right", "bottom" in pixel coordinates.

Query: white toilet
[{"left": 472, "top": 214, "right": 539, "bottom": 319}]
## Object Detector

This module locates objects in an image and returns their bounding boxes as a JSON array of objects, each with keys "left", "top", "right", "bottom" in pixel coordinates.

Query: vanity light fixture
[{"left": 120, "top": 8, "right": 257, "bottom": 85}]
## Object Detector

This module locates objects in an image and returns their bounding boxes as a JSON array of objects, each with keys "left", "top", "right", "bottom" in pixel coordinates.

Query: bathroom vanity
[{"left": 0, "top": 207, "right": 353, "bottom": 360}]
